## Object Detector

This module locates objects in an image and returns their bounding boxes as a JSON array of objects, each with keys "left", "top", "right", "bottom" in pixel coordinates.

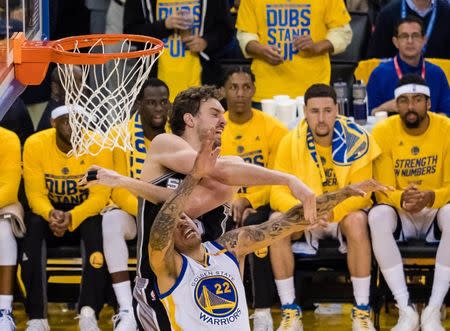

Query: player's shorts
[
  {"left": 389, "top": 206, "right": 440, "bottom": 243},
  {"left": 291, "top": 209, "right": 369, "bottom": 256}
]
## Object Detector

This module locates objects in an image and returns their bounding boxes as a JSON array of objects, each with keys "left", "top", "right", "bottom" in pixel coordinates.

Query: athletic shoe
[
  {"left": 112, "top": 309, "right": 138, "bottom": 331},
  {"left": 25, "top": 319, "right": 50, "bottom": 331},
  {"left": 421, "top": 305, "right": 445, "bottom": 331},
  {"left": 392, "top": 305, "right": 419, "bottom": 331},
  {"left": 276, "top": 304, "right": 303, "bottom": 331},
  {"left": 250, "top": 309, "right": 273, "bottom": 331},
  {"left": 0, "top": 309, "right": 15, "bottom": 331},
  {"left": 351, "top": 305, "right": 375, "bottom": 331},
  {"left": 77, "top": 306, "right": 100, "bottom": 331}
]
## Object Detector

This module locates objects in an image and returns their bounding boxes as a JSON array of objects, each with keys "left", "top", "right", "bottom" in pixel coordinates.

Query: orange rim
[
  {"left": 51, "top": 34, "right": 165, "bottom": 63},
  {"left": 13, "top": 32, "right": 164, "bottom": 85}
]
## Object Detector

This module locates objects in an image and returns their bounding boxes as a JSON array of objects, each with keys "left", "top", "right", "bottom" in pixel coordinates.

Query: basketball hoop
[{"left": 13, "top": 33, "right": 164, "bottom": 157}]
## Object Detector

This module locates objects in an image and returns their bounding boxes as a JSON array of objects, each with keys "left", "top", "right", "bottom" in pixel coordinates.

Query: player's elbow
[{"left": 215, "top": 156, "right": 244, "bottom": 183}]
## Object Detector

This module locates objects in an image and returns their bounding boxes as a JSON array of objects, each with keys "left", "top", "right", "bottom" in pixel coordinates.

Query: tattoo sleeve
[
  {"left": 149, "top": 175, "right": 200, "bottom": 252},
  {"left": 217, "top": 186, "right": 353, "bottom": 256}
]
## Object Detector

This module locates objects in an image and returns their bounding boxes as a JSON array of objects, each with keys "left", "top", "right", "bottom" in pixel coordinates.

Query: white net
[{"left": 56, "top": 37, "right": 163, "bottom": 157}]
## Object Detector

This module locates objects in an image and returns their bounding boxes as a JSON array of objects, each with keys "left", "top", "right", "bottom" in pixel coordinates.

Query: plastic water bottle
[
  {"left": 333, "top": 81, "right": 350, "bottom": 117},
  {"left": 352, "top": 80, "right": 368, "bottom": 125}
]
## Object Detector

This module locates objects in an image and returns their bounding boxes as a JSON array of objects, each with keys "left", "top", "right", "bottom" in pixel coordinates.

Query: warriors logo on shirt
[
  {"left": 411, "top": 146, "right": 420, "bottom": 155},
  {"left": 194, "top": 274, "right": 242, "bottom": 325}
]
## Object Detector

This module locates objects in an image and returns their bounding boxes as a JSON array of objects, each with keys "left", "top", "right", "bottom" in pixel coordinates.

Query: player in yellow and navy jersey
[
  {"left": 269, "top": 84, "right": 381, "bottom": 331},
  {"left": 0, "top": 127, "right": 21, "bottom": 331},
  {"left": 220, "top": 66, "right": 288, "bottom": 328},
  {"left": 236, "top": 0, "right": 352, "bottom": 101},
  {"left": 101, "top": 78, "right": 170, "bottom": 330},
  {"left": 369, "top": 74, "right": 450, "bottom": 331},
  {"left": 21, "top": 106, "right": 112, "bottom": 331}
]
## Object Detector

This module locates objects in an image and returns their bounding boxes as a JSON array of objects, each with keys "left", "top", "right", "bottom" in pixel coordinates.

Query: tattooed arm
[
  {"left": 149, "top": 129, "right": 221, "bottom": 286},
  {"left": 217, "top": 179, "right": 389, "bottom": 259},
  {"left": 149, "top": 175, "right": 201, "bottom": 276}
]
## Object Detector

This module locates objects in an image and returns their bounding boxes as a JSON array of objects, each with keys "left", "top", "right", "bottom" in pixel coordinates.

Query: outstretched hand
[
  {"left": 78, "top": 165, "right": 122, "bottom": 189},
  {"left": 346, "top": 179, "right": 393, "bottom": 197},
  {"left": 191, "top": 128, "right": 221, "bottom": 179}
]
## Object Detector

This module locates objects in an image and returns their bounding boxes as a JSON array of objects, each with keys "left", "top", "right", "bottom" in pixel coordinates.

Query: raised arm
[
  {"left": 79, "top": 166, "right": 173, "bottom": 204},
  {"left": 217, "top": 179, "right": 390, "bottom": 259},
  {"left": 149, "top": 129, "right": 221, "bottom": 279},
  {"left": 151, "top": 133, "right": 317, "bottom": 222},
  {"left": 149, "top": 175, "right": 200, "bottom": 276}
]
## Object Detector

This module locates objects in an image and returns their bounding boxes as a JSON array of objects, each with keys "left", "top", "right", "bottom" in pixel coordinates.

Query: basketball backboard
[{"left": 0, "top": 0, "right": 49, "bottom": 121}]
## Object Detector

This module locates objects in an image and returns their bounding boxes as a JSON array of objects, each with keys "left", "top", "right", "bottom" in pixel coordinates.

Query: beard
[
  {"left": 312, "top": 122, "right": 331, "bottom": 138},
  {"left": 315, "top": 131, "right": 331, "bottom": 137},
  {"left": 213, "top": 136, "right": 222, "bottom": 148},
  {"left": 150, "top": 120, "right": 167, "bottom": 130},
  {"left": 314, "top": 127, "right": 331, "bottom": 137},
  {"left": 402, "top": 111, "right": 423, "bottom": 129},
  {"left": 56, "top": 130, "right": 72, "bottom": 146},
  {"left": 199, "top": 127, "right": 222, "bottom": 148}
]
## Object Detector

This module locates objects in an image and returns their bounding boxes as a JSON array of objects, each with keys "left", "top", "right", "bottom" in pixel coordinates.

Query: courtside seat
[
  {"left": 372, "top": 240, "right": 444, "bottom": 329},
  {"left": 294, "top": 239, "right": 378, "bottom": 309},
  {"left": 329, "top": 12, "right": 371, "bottom": 95},
  {"left": 18, "top": 241, "right": 138, "bottom": 303},
  {"left": 331, "top": 12, "right": 371, "bottom": 64}
]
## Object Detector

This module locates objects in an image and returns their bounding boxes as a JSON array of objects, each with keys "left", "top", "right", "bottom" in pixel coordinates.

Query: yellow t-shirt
[
  {"left": 270, "top": 123, "right": 375, "bottom": 222},
  {"left": 157, "top": 0, "right": 202, "bottom": 100},
  {"left": 221, "top": 110, "right": 288, "bottom": 208},
  {"left": 0, "top": 127, "right": 21, "bottom": 208},
  {"left": 23, "top": 129, "right": 113, "bottom": 231},
  {"left": 111, "top": 114, "right": 151, "bottom": 216},
  {"left": 372, "top": 113, "right": 450, "bottom": 209},
  {"left": 236, "top": 0, "right": 350, "bottom": 101},
  {"left": 315, "top": 144, "right": 339, "bottom": 193}
]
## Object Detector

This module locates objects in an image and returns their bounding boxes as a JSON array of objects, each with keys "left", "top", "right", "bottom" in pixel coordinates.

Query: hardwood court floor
[{"left": 13, "top": 303, "right": 450, "bottom": 330}]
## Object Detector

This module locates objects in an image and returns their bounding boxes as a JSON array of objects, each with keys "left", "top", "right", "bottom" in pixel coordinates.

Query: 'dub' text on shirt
[
  {"left": 45, "top": 174, "right": 88, "bottom": 205},
  {"left": 158, "top": 1, "right": 201, "bottom": 58},
  {"left": 266, "top": 3, "right": 311, "bottom": 61},
  {"left": 238, "top": 149, "right": 265, "bottom": 194}
]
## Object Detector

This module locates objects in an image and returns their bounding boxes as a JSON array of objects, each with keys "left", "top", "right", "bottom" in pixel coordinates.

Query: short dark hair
[
  {"left": 394, "top": 16, "right": 425, "bottom": 37},
  {"left": 397, "top": 73, "right": 428, "bottom": 88},
  {"left": 170, "top": 85, "right": 223, "bottom": 136},
  {"left": 222, "top": 66, "right": 255, "bottom": 86},
  {"left": 304, "top": 84, "right": 337, "bottom": 105},
  {"left": 137, "top": 78, "right": 170, "bottom": 99}
]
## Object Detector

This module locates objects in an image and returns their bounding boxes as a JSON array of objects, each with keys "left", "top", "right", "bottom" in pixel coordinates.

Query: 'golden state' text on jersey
[{"left": 157, "top": 241, "right": 250, "bottom": 330}]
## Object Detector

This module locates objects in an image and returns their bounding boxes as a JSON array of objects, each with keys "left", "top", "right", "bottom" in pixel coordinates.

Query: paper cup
[
  {"left": 276, "top": 99, "right": 297, "bottom": 126},
  {"left": 367, "top": 116, "right": 377, "bottom": 124},
  {"left": 261, "top": 99, "right": 276, "bottom": 117},
  {"left": 375, "top": 111, "right": 388, "bottom": 122},
  {"left": 273, "top": 95, "right": 290, "bottom": 103}
]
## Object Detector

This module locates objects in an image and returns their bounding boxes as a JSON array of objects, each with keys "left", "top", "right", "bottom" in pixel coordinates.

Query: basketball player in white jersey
[
  {"left": 149, "top": 128, "right": 389, "bottom": 330},
  {"left": 81, "top": 85, "right": 318, "bottom": 330}
]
